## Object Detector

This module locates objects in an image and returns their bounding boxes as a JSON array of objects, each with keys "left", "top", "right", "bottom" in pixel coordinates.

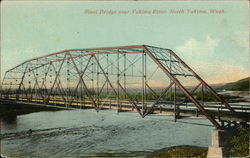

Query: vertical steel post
[
  {"left": 144, "top": 52, "right": 147, "bottom": 113},
  {"left": 106, "top": 54, "right": 109, "bottom": 100},
  {"left": 0, "top": 72, "right": 7, "bottom": 99},
  {"left": 141, "top": 51, "right": 147, "bottom": 115},
  {"left": 92, "top": 57, "right": 94, "bottom": 107},
  {"left": 142, "top": 51, "right": 145, "bottom": 115},
  {"left": 67, "top": 58, "right": 70, "bottom": 107},
  {"left": 80, "top": 79, "right": 82, "bottom": 108},
  {"left": 170, "top": 54, "right": 172, "bottom": 104},
  {"left": 97, "top": 54, "right": 99, "bottom": 110},
  {"left": 117, "top": 49, "right": 120, "bottom": 112},
  {"left": 174, "top": 83, "right": 176, "bottom": 122},
  {"left": 42, "top": 64, "right": 47, "bottom": 104},
  {"left": 124, "top": 54, "right": 126, "bottom": 99},
  {"left": 201, "top": 84, "right": 204, "bottom": 106}
]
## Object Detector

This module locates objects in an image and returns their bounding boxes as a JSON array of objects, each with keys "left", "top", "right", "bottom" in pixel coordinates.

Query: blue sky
[{"left": 1, "top": 1, "right": 249, "bottom": 85}]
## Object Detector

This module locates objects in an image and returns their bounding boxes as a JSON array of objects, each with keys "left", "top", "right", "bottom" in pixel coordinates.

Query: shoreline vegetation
[
  {"left": 148, "top": 146, "right": 208, "bottom": 158},
  {"left": 224, "top": 125, "right": 250, "bottom": 157}
]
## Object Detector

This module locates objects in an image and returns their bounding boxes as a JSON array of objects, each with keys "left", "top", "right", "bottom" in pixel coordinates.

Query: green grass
[{"left": 149, "top": 146, "right": 207, "bottom": 158}]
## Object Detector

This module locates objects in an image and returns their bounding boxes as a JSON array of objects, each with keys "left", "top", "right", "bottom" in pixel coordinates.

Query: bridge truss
[{"left": 1, "top": 45, "right": 235, "bottom": 129}]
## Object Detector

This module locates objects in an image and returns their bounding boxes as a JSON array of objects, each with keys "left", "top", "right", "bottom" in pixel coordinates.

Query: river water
[{"left": 1, "top": 109, "right": 214, "bottom": 157}]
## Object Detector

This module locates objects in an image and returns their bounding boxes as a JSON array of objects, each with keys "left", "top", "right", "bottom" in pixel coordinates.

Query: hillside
[{"left": 219, "top": 77, "right": 249, "bottom": 91}]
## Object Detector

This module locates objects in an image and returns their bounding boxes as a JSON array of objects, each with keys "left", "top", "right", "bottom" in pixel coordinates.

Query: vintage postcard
[{"left": 0, "top": 1, "right": 249, "bottom": 157}]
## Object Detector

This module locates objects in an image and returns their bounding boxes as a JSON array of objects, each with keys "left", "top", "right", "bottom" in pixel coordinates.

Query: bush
[
  {"left": 228, "top": 125, "right": 249, "bottom": 157},
  {"left": 149, "top": 146, "right": 207, "bottom": 158}
]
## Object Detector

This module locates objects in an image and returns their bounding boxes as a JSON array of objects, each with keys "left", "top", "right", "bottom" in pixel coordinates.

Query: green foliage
[
  {"left": 194, "top": 91, "right": 216, "bottom": 102},
  {"left": 93, "top": 90, "right": 239, "bottom": 103},
  {"left": 228, "top": 125, "right": 249, "bottom": 157},
  {"left": 149, "top": 146, "right": 207, "bottom": 158},
  {"left": 222, "top": 77, "right": 249, "bottom": 91}
]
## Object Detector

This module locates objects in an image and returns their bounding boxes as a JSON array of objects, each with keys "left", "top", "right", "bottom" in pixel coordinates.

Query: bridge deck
[{"left": 1, "top": 98, "right": 249, "bottom": 123}]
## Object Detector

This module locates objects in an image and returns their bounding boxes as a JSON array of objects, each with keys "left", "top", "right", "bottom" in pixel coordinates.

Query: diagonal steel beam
[
  {"left": 69, "top": 56, "right": 93, "bottom": 105},
  {"left": 40, "top": 63, "right": 53, "bottom": 100},
  {"left": 93, "top": 55, "right": 118, "bottom": 95},
  {"left": 31, "top": 70, "right": 44, "bottom": 99},
  {"left": 168, "top": 50, "right": 235, "bottom": 113},
  {"left": 50, "top": 63, "right": 67, "bottom": 100},
  {"left": 183, "top": 82, "right": 202, "bottom": 103},
  {"left": 117, "top": 82, "right": 143, "bottom": 117},
  {"left": 145, "top": 82, "right": 158, "bottom": 98},
  {"left": 47, "top": 53, "right": 67, "bottom": 102},
  {"left": 16, "top": 65, "right": 28, "bottom": 100},
  {"left": 143, "top": 82, "right": 174, "bottom": 117},
  {"left": 45, "top": 61, "right": 67, "bottom": 103},
  {"left": 18, "top": 80, "right": 29, "bottom": 100},
  {"left": 95, "top": 80, "right": 108, "bottom": 101},
  {"left": 143, "top": 46, "right": 222, "bottom": 129},
  {"left": 68, "top": 53, "right": 98, "bottom": 110}
]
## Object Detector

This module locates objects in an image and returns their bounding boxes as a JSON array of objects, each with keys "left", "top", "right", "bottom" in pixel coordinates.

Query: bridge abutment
[{"left": 207, "top": 130, "right": 226, "bottom": 158}]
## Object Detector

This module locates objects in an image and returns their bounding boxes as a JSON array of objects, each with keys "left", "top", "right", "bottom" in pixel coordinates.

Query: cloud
[
  {"left": 173, "top": 35, "right": 249, "bottom": 84},
  {"left": 176, "top": 35, "right": 220, "bottom": 59}
]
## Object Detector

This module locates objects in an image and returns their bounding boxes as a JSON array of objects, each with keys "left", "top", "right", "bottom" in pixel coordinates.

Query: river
[{"left": 1, "top": 108, "right": 214, "bottom": 157}]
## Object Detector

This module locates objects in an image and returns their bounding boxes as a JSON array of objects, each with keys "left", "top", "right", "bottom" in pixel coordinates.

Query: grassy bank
[
  {"left": 0, "top": 100, "right": 63, "bottom": 118},
  {"left": 148, "top": 146, "right": 207, "bottom": 158}
]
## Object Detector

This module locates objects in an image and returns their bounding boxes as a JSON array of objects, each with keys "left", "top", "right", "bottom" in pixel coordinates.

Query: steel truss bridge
[{"left": 1, "top": 45, "right": 249, "bottom": 129}]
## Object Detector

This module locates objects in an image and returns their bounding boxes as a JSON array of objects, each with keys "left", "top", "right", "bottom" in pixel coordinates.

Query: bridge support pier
[{"left": 207, "top": 130, "right": 226, "bottom": 158}]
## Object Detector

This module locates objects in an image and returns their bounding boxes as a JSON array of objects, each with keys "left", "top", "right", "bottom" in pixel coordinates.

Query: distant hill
[{"left": 218, "top": 77, "right": 249, "bottom": 91}]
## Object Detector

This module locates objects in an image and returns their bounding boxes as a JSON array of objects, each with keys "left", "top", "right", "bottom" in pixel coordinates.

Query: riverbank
[
  {"left": 148, "top": 146, "right": 207, "bottom": 158},
  {"left": 0, "top": 100, "right": 65, "bottom": 118}
]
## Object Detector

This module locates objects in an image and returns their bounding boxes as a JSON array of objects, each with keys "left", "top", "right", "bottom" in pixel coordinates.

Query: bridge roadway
[{"left": 1, "top": 96, "right": 249, "bottom": 124}]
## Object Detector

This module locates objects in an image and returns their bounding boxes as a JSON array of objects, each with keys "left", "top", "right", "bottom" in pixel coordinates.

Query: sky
[{"left": 1, "top": 1, "right": 249, "bottom": 85}]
